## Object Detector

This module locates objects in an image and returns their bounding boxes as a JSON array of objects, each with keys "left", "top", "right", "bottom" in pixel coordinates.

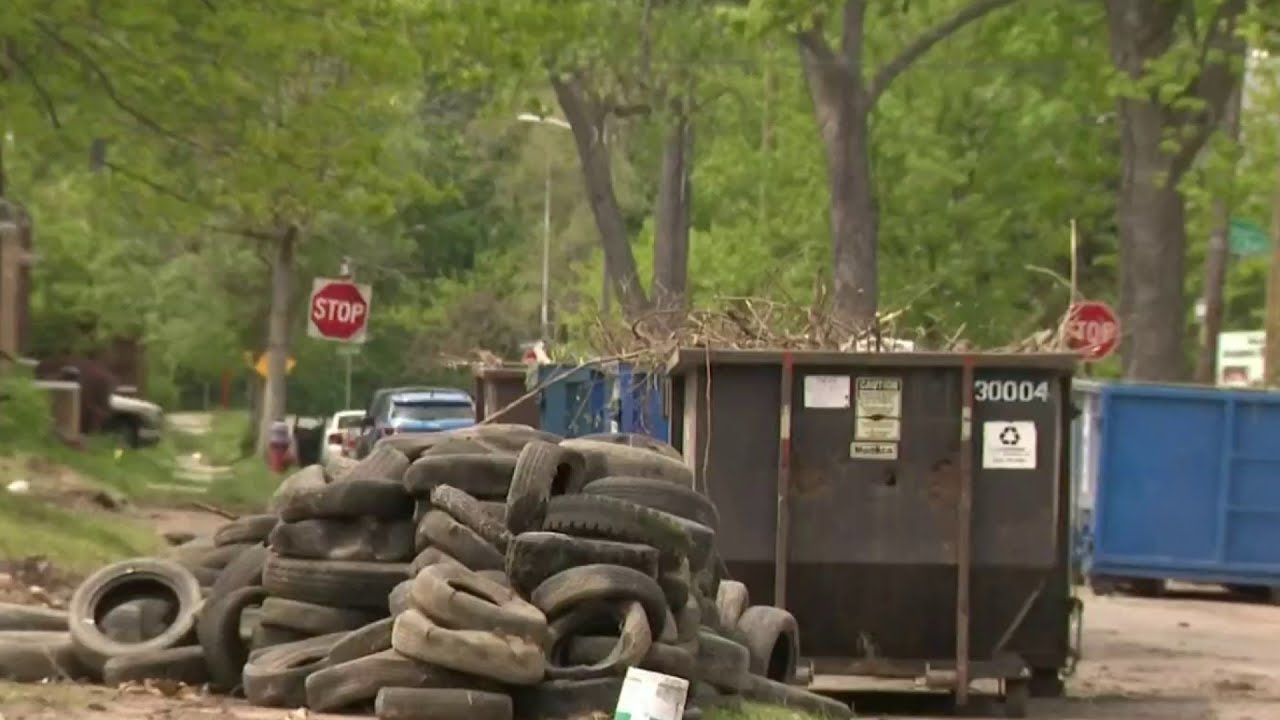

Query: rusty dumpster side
[{"left": 666, "top": 348, "right": 1077, "bottom": 700}]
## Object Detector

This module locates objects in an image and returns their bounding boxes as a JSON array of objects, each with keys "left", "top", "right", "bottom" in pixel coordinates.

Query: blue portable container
[
  {"left": 613, "top": 363, "right": 669, "bottom": 442},
  {"left": 1087, "top": 381, "right": 1280, "bottom": 593},
  {"left": 531, "top": 365, "right": 611, "bottom": 438}
]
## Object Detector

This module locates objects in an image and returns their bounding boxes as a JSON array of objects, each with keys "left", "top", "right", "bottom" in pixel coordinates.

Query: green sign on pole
[{"left": 1229, "top": 218, "right": 1269, "bottom": 256}]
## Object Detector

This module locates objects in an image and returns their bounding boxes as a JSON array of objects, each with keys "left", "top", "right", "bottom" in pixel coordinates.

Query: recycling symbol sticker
[{"left": 983, "top": 421, "right": 1037, "bottom": 469}]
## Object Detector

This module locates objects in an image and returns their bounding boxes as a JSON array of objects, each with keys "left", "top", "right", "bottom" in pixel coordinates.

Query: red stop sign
[
  {"left": 308, "top": 279, "right": 371, "bottom": 342},
  {"left": 1064, "top": 300, "right": 1120, "bottom": 361}
]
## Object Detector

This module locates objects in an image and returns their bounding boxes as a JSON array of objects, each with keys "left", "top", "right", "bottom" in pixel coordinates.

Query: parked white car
[{"left": 321, "top": 409, "right": 365, "bottom": 463}]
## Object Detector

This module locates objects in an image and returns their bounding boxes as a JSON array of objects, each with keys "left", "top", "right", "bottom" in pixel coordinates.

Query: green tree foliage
[{"left": 4, "top": 0, "right": 1279, "bottom": 411}]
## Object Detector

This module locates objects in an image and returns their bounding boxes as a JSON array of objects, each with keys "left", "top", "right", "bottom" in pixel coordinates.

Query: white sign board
[
  {"left": 1217, "top": 330, "right": 1264, "bottom": 387},
  {"left": 982, "top": 421, "right": 1037, "bottom": 469},
  {"left": 803, "top": 375, "right": 850, "bottom": 408}
]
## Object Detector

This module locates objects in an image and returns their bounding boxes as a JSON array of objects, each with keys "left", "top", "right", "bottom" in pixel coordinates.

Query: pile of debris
[{"left": 0, "top": 425, "right": 852, "bottom": 720}]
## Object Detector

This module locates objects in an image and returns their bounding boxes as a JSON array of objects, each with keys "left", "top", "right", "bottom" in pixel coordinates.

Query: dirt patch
[
  {"left": 0, "top": 556, "right": 79, "bottom": 608},
  {"left": 0, "top": 454, "right": 129, "bottom": 512}
]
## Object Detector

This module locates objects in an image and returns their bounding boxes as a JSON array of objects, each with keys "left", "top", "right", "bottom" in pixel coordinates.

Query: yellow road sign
[{"left": 248, "top": 352, "right": 296, "bottom": 378}]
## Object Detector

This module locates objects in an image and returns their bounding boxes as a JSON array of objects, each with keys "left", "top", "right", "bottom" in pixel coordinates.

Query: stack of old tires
[
  {"left": 242, "top": 444, "right": 415, "bottom": 707},
  {"left": 0, "top": 425, "right": 851, "bottom": 720}
]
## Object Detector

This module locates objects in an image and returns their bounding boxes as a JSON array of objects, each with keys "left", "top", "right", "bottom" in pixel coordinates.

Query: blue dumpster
[
  {"left": 612, "top": 363, "right": 669, "bottom": 442},
  {"left": 531, "top": 365, "right": 610, "bottom": 437},
  {"left": 1087, "top": 381, "right": 1280, "bottom": 593}
]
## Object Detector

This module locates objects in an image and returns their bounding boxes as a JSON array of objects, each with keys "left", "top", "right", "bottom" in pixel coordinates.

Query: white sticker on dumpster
[
  {"left": 803, "top": 375, "right": 850, "bottom": 408},
  {"left": 982, "top": 421, "right": 1037, "bottom": 469},
  {"left": 851, "top": 441, "right": 898, "bottom": 460}
]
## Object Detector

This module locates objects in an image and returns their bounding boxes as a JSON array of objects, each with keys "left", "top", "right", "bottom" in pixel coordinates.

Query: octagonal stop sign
[
  {"left": 1064, "top": 300, "right": 1120, "bottom": 362},
  {"left": 308, "top": 278, "right": 372, "bottom": 343}
]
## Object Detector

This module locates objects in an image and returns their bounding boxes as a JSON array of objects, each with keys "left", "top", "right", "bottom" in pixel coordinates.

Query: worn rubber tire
[
  {"left": 243, "top": 632, "right": 345, "bottom": 707},
  {"left": 506, "top": 441, "right": 588, "bottom": 535},
  {"left": 278, "top": 477, "right": 412, "bottom": 522},
  {"left": 659, "top": 557, "right": 692, "bottom": 610},
  {"left": 97, "top": 597, "right": 176, "bottom": 644},
  {"left": 346, "top": 443, "right": 412, "bottom": 484},
  {"left": 391, "top": 608, "right": 544, "bottom": 685},
  {"left": 308, "top": 649, "right": 499, "bottom": 713},
  {"left": 209, "top": 543, "right": 268, "bottom": 598},
  {"left": 576, "top": 433, "right": 684, "bottom": 461},
  {"left": 735, "top": 606, "right": 799, "bottom": 682},
  {"left": 172, "top": 540, "right": 250, "bottom": 572},
  {"left": 410, "top": 547, "right": 465, "bottom": 576},
  {"left": 545, "top": 600, "right": 652, "bottom": 680},
  {"left": 324, "top": 453, "right": 359, "bottom": 482},
  {"left": 416, "top": 510, "right": 504, "bottom": 570},
  {"left": 560, "top": 438, "right": 694, "bottom": 486},
  {"left": 198, "top": 585, "right": 265, "bottom": 692},
  {"left": 583, "top": 476, "right": 718, "bottom": 530},
  {"left": 715, "top": 581, "right": 749, "bottom": 630},
  {"left": 514, "top": 678, "right": 623, "bottom": 720},
  {"left": 411, "top": 563, "right": 547, "bottom": 642},
  {"left": 675, "top": 594, "right": 700, "bottom": 646},
  {"left": 261, "top": 553, "right": 408, "bottom": 610},
  {"left": 0, "top": 631, "right": 83, "bottom": 681},
  {"left": 326, "top": 617, "right": 394, "bottom": 666},
  {"left": 542, "top": 494, "right": 691, "bottom": 560},
  {"left": 404, "top": 454, "right": 518, "bottom": 499},
  {"left": 504, "top": 531, "right": 659, "bottom": 596},
  {"left": 432, "top": 484, "right": 513, "bottom": 552},
  {"left": 389, "top": 580, "right": 414, "bottom": 615},
  {"left": 251, "top": 623, "right": 309, "bottom": 652},
  {"left": 377, "top": 687, "right": 514, "bottom": 720},
  {"left": 102, "top": 644, "right": 209, "bottom": 686},
  {"left": 68, "top": 558, "right": 203, "bottom": 677},
  {"left": 742, "top": 674, "right": 853, "bottom": 719},
  {"left": 530, "top": 564, "right": 668, "bottom": 639},
  {"left": 259, "top": 597, "right": 382, "bottom": 636},
  {"left": 268, "top": 465, "right": 330, "bottom": 514},
  {"left": 697, "top": 630, "right": 750, "bottom": 692},
  {"left": 0, "top": 603, "right": 67, "bottom": 632},
  {"left": 566, "top": 636, "right": 696, "bottom": 679},
  {"left": 214, "top": 514, "right": 279, "bottom": 547},
  {"left": 269, "top": 517, "right": 415, "bottom": 562}
]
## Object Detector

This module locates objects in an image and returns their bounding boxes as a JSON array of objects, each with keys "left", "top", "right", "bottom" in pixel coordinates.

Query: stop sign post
[
  {"left": 1064, "top": 300, "right": 1120, "bottom": 362},
  {"left": 308, "top": 278, "right": 372, "bottom": 344}
]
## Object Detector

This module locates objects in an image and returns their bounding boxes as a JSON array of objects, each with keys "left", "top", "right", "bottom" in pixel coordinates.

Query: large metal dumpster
[
  {"left": 611, "top": 362, "right": 669, "bottom": 441},
  {"left": 1086, "top": 382, "right": 1280, "bottom": 596},
  {"left": 666, "top": 349, "right": 1077, "bottom": 709},
  {"left": 472, "top": 365, "right": 540, "bottom": 428},
  {"left": 532, "top": 365, "right": 610, "bottom": 437}
]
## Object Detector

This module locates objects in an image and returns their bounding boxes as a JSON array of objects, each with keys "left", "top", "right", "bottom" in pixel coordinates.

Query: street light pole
[
  {"left": 541, "top": 148, "right": 552, "bottom": 340},
  {"left": 518, "top": 113, "right": 569, "bottom": 341}
]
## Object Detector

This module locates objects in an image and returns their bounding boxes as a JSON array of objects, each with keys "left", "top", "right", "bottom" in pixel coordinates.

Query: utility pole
[
  {"left": 1265, "top": 132, "right": 1280, "bottom": 386},
  {"left": 1196, "top": 81, "right": 1245, "bottom": 384},
  {"left": 339, "top": 257, "right": 355, "bottom": 408}
]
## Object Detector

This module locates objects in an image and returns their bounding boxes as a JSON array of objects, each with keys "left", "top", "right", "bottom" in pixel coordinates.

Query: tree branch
[
  {"left": 33, "top": 20, "right": 201, "bottom": 150},
  {"left": 1167, "top": 0, "right": 1247, "bottom": 183},
  {"left": 6, "top": 47, "right": 62, "bottom": 129},
  {"left": 796, "top": 22, "right": 838, "bottom": 70},
  {"left": 867, "top": 0, "right": 1019, "bottom": 106}
]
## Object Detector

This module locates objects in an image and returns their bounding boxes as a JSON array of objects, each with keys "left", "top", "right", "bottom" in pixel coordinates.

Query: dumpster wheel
[{"left": 1002, "top": 677, "right": 1029, "bottom": 718}]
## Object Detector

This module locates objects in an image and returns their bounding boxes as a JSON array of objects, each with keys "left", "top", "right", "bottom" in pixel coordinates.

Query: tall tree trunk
[
  {"left": 1106, "top": 0, "right": 1245, "bottom": 381},
  {"left": 797, "top": 0, "right": 1019, "bottom": 331},
  {"left": 652, "top": 104, "right": 693, "bottom": 320},
  {"left": 256, "top": 226, "right": 296, "bottom": 454},
  {"left": 552, "top": 74, "right": 651, "bottom": 319},
  {"left": 1195, "top": 80, "right": 1245, "bottom": 383},
  {"left": 802, "top": 60, "right": 878, "bottom": 328}
]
